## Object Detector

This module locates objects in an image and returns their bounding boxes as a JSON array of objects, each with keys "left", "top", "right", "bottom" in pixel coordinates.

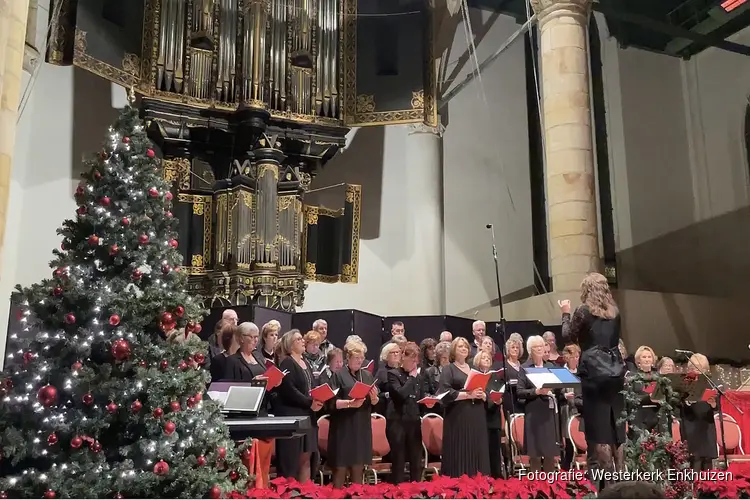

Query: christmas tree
[{"left": 0, "top": 103, "right": 247, "bottom": 498}]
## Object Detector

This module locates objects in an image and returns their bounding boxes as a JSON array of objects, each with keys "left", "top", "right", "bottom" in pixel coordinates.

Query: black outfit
[
  {"left": 210, "top": 352, "right": 230, "bottom": 381},
  {"left": 259, "top": 346, "right": 275, "bottom": 364},
  {"left": 484, "top": 371, "right": 505, "bottom": 478},
  {"left": 562, "top": 306, "right": 626, "bottom": 446},
  {"left": 517, "top": 360, "right": 561, "bottom": 470},
  {"left": 224, "top": 351, "right": 270, "bottom": 415},
  {"left": 386, "top": 367, "right": 426, "bottom": 483},
  {"left": 374, "top": 364, "right": 396, "bottom": 417},
  {"left": 679, "top": 400, "right": 717, "bottom": 470},
  {"left": 561, "top": 368, "right": 584, "bottom": 470},
  {"left": 273, "top": 356, "right": 318, "bottom": 479},
  {"left": 438, "top": 363, "right": 491, "bottom": 477},
  {"left": 422, "top": 365, "right": 445, "bottom": 417},
  {"left": 631, "top": 370, "right": 659, "bottom": 435},
  {"left": 502, "top": 361, "right": 523, "bottom": 416},
  {"left": 327, "top": 367, "right": 375, "bottom": 468}
]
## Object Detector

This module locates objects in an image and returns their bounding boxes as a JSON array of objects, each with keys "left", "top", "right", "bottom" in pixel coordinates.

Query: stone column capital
[
  {"left": 530, "top": 0, "right": 593, "bottom": 24},
  {"left": 408, "top": 122, "right": 445, "bottom": 137}
]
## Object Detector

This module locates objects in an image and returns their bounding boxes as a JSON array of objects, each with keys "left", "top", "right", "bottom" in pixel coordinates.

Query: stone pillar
[
  {"left": 0, "top": 0, "right": 30, "bottom": 256},
  {"left": 404, "top": 122, "right": 445, "bottom": 314},
  {"left": 530, "top": 0, "right": 600, "bottom": 293}
]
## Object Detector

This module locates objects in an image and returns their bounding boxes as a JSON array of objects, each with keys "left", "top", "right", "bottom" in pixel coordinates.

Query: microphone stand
[
  {"left": 679, "top": 351, "right": 743, "bottom": 469},
  {"left": 488, "top": 224, "right": 512, "bottom": 478}
]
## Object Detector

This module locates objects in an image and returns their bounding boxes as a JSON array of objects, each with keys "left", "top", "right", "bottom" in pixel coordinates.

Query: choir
[{"left": 204, "top": 272, "right": 719, "bottom": 488}]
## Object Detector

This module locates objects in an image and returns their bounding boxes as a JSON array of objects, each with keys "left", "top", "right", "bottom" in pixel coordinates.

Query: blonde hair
[
  {"left": 473, "top": 350, "right": 492, "bottom": 369},
  {"left": 392, "top": 335, "right": 407, "bottom": 346},
  {"left": 346, "top": 334, "right": 362, "bottom": 344},
  {"left": 580, "top": 272, "right": 618, "bottom": 319},
  {"left": 278, "top": 329, "right": 302, "bottom": 356},
  {"left": 505, "top": 338, "right": 522, "bottom": 357},
  {"left": 634, "top": 346, "right": 657, "bottom": 366},
  {"left": 449, "top": 337, "right": 471, "bottom": 362},
  {"left": 260, "top": 321, "right": 280, "bottom": 350},
  {"left": 509, "top": 333, "right": 525, "bottom": 357},
  {"left": 344, "top": 339, "right": 367, "bottom": 359},
  {"left": 688, "top": 353, "right": 709, "bottom": 373},
  {"left": 562, "top": 344, "right": 581, "bottom": 358},
  {"left": 303, "top": 330, "right": 321, "bottom": 345},
  {"left": 380, "top": 342, "right": 400, "bottom": 362},
  {"left": 526, "top": 335, "right": 545, "bottom": 356}
]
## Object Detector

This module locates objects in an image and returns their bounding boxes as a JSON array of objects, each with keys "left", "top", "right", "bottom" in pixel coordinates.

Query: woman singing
[
  {"left": 386, "top": 342, "right": 425, "bottom": 483},
  {"left": 474, "top": 350, "right": 505, "bottom": 478},
  {"left": 225, "top": 322, "right": 266, "bottom": 381},
  {"left": 210, "top": 322, "right": 240, "bottom": 381},
  {"left": 274, "top": 330, "right": 323, "bottom": 482},
  {"left": 438, "top": 337, "right": 490, "bottom": 477},
  {"left": 679, "top": 353, "right": 717, "bottom": 471},
  {"left": 543, "top": 331, "right": 564, "bottom": 366},
  {"left": 559, "top": 272, "right": 626, "bottom": 489},
  {"left": 420, "top": 338, "right": 437, "bottom": 370},
  {"left": 632, "top": 345, "right": 659, "bottom": 434},
  {"left": 374, "top": 342, "right": 401, "bottom": 415},
  {"left": 327, "top": 339, "right": 379, "bottom": 488},
  {"left": 258, "top": 321, "right": 280, "bottom": 363},
  {"left": 517, "top": 336, "right": 560, "bottom": 473}
]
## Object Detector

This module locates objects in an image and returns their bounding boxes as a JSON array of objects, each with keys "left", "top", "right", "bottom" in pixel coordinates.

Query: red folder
[
  {"left": 489, "top": 390, "right": 503, "bottom": 404},
  {"left": 348, "top": 381, "right": 377, "bottom": 399},
  {"left": 310, "top": 383, "right": 339, "bottom": 402},
  {"left": 363, "top": 360, "right": 375, "bottom": 374},
  {"left": 644, "top": 382, "right": 656, "bottom": 395},
  {"left": 418, "top": 392, "right": 447, "bottom": 408},
  {"left": 463, "top": 369, "right": 502, "bottom": 392},
  {"left": 262, "top": 364, "right": 288, "bottom": 391}
]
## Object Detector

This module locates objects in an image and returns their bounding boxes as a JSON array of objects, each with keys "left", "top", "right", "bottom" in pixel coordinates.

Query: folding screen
[{"left": 253, "top": 306, "right": 293, "bottom": 334}]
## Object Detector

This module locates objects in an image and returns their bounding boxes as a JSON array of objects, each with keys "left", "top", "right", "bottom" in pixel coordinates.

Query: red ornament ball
[
  {"left": 115, "top": 494, "right": 123, "bottom": 499},
  {"left": 195, "top": 392, "right": 202, "bottom": 402},
  {"left": 87, "top": 235, "right": 99, "bottom": 246},
  {"left": 186, "top": 321, "right": 196, "bottom": 332},
  {"left": 159, "top": 359, "right": 169, "bottom": 370},
  {"left": 0, "top": 491, "right": 7, "bottom": 499},
  {"left": 44, "top": 490, "right": 56, "bottom": 499},
  {"left": 54, "top": 267, "right": 67, "bottom": 278},
  {"left": 148, "top": 187, "right": 159, "bottom": 198},
  {"left": 106, "top": 402, "right": 118, "bottom": 414},
  {"left": 138, "top": 234, "right": 149, "bottom": 245},
  {"left": 77, "top": 206, "right": 87, "bottom": 215},
  {"left": 229, "top": 471, "right": 239, "bottom": 481},
  {"left": 166, "top": 211, "right": 173, "bottom": 218},
  {"left": 130, "top": 400, "right": 143, "bottom": 413},
  {"left": 82, "top": 393, "right": 94, "bottom": 406},
  {"left": 90, "top": 441, "right": 102, "bottom": 453},
  {"left": 164, "top": 421, "right": 176, "bottom": 435},
  {"left": 122, "top": 136, "right": 130, "bottom": 144},
  {"left": 241, "top": 448, "right": 252, "bottom": 460},
  {"left": 131, "top": 269, "right": 143, "bottom": 281},
  {"left": 121, "top": 217, "right": 130, "bottom": 226},
  {"left": 72, "top": 361, "right": 83, "bottom": 371},
  {"left": 100, "top": 196, "right": 111, "bottom": 206},
  {"left": 37, "top": 385, "right": 58, "bottom": 407},
  {"left": 209, "top": 485, "right": 222, "bottom": 499},
  {"left": 165, "top": 192, "right": 173, "bottom": 201},
  {"left": 93, "top": 171, "right": 102, "bottom": 180},
  {"left": 152, "top": 407, "right": 164, "bottom": 418},
  {"left": 53, "top": 286, "right": 63, "bottom": 296},
  {"left": 174, "top": 305, "right": 185, "bottom": 317},
  {"left": 109, "top": 244, "right": 119, "bottom": 256},
  {"left": 217, "top": 447, "right": 227, "bottom": 459},
  {"left": 193, "top": 323, "right": 202, "bottom": 334},
  {"left": 47, "top": 433, "right": 58, "bottom": 446},
  {"left": 109, "top": 314, "right": 121, "bottom": 326},
  {"left": 197, "top": 455, "right": 206, "bottom": 466},
  {"left": 193, "top": 353, "right": 205, "bottom": 365},
  {"left": 153, "top": 460, "right": 169, "bottom": 476},
  {"left": 64, "top": 313, "right": 76, "bottom": 324},
  {"left": 138, "top": 360, "right": 147, "bottom": 368},
  {"left": 169, "top": 239, "right": 178, "bottom": 248},
  {"left": 70, "top": 436, "right": 83, "bottom": 449},
  {"left": 76, "top": 184, "right": 85, "bottom": 195},
  {"left": 161, "top": 312, "right": 173, "bottom": 324},
  {"left": 23, "top": 351, "right": 34, "bottom": 364},
  {"left": 147, "top": 149, "right": 155, "bottom": 158},
  {"left": 178, "top": 360, "right": 188, "bottom": 371},
  {"left": 187, "top": 397, "right": 196, "bottom": 408},
  {"left": 161, "top": 264, "right": 171, "bottom": 274},
  {"left": 111, "top": 339, "right": 131, "bottom": 361},
  {"left": 169, "top": 401, "right": 180, "bottom": 412}
]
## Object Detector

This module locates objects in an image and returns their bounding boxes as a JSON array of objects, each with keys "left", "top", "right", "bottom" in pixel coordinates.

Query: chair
[
  {"left": 317, "top": 415, "right": 331, "bottom": 484},
  {"left": 365, "top": 413, "right": 391, "bottom": 484},
  {"left": 509, "top": 413, "right": 529, "bottom": 474},
  {"left": 420, "top": 413, "right": 444, "bottom": 479},
  {"left": 715, "top": 414, "right": 750, "bottom": 464},
  {"left": 567, "top": 415, "right": 588, "bottom": 470}
]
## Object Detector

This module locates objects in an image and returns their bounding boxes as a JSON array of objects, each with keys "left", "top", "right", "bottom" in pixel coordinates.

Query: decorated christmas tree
[{"left": 0, "top": 103, "right": 247, "bottom": 498}]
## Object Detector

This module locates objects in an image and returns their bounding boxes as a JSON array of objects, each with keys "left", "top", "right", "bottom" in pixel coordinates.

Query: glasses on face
[
  {"left": 350, "top": 355, "right": 365, "bottom": 363},
  {"left": 294, "top": 337, "right": 304, "bottom": 342}
]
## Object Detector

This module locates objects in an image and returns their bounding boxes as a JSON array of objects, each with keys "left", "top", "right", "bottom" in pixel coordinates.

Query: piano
[{"left": 224, "top": 415, "right": 312, "bottom": 440}]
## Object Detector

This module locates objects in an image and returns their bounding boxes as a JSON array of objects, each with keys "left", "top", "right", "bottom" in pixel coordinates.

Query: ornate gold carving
[
  {"left": 343, "top": 184, "right": 361, "bottom": 284},
  {"left": 318, "top": 207, "right": 344, "bottom": 217},
  {"left": 305, "top": 262, "right": 317, "bottom": 280},
  {"left": 299, "top": 172, "right": 312, "bottom": 191},
  {"left": 193, "top": 203, "right": 204, "bottom": 215},
  {"left": 411, "top": 90, "right": 424, "bottom": 109},
  {"left": 356, "top": 94, "right": 376, "bottom": 114},
  {"left": 163, "top": 158, "right": 191, "bottom": 191},
  {"left": 191, "top": 255, "right": 204, "bottom": 267},
  {"left": 177, "top": 193, "right": 212, "bottom": 275},
  {"left": 306, "top": 206, "right": 319, "bottom": 225},
  {"left": 73, "top": 29, "right": 141, "bottom": 88}
]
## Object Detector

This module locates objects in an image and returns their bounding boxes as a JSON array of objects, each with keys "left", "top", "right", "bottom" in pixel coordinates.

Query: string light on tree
[{"left": 0, "top": 104, "right": 246, "bottom": 498}]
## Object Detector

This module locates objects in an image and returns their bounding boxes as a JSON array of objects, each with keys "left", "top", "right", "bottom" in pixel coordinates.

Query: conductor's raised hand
[{"left": 558, "top": 299, "right": 571, "bottom": 314}]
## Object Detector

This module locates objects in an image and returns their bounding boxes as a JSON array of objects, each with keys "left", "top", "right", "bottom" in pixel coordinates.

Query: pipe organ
[{"left": 46, "top": 0, "right": 434, "bottom": 310}]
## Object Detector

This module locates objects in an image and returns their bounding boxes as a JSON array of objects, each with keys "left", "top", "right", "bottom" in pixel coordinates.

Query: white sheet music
[
  {"left": 525, "top": 372, "right": 560, "bottom": 389},
  {"left": 207, "top": 391, "right": 228, "bottom": 405}
]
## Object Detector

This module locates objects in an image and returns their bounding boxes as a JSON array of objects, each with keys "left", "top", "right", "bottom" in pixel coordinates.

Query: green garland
[{"left": 620, "top": 371, "right": 692, "bottom": 498}]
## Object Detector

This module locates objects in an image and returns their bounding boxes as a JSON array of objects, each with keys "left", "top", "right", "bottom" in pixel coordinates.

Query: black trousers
[
  {"left": 386, "top": 418, "right": 423, "bottom": 483},
  {"left": 487, "top": 428, "right": 504, "bottom": 478}
]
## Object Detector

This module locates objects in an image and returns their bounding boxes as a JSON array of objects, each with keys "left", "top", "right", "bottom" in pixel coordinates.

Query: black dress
[
  {"left": 386, "top": 367, "right": 426, "bottom": 483},
  {"left": 631, "top": 370, "right": 659, "bottom": 434},
  {"left": 327, "top": 368, "right": 375, "bottom": 468},
  {"left": 210, "top": 353, "right": 230, "bottom": 381},
  {"left": 679, "top": 400, "right": 717, "bottom": 461},
  {"left": 421, "top": 365, "right": 444, "bottom": 417},
  {"left": 438, "top": 363, "right": 491, "bottom": 477},
  {"left": 274, "top": 356, "right": 319, "bottom": 478},
  {"left": 502, "top": 361, "right": 523, "bottom": 416},
  {"left": 226, "top": 351, "right": 266, "bottom": 380},
  {"left": 517, "top": 360, "right": 561, "bottom": 458},
  {"left": 563, "top": 306, "right": 626, "bottom": 446},
  {"left": 484, "top": 371, "right": 505, "bottom": 478}
]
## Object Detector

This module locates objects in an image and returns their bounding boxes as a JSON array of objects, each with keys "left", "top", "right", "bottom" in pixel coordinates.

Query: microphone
[
  {"left": 485, "top": 223, "right": 492, "bottom": 229},
  {"left": 674, "top": 349, "right": 694, "bottom": 355}
]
